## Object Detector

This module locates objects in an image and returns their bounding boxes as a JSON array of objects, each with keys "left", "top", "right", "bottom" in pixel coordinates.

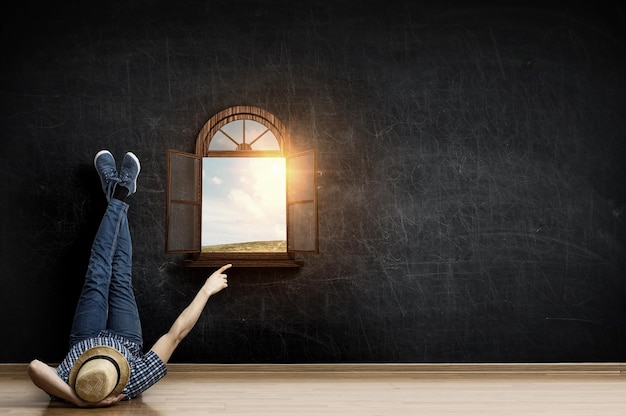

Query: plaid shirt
[{"left": 54, "top": 331, "right": 167, "bottom": 400}]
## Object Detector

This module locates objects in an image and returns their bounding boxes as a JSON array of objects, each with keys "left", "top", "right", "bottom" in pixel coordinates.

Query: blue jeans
[{"left": 69, "top": 198, "right": 143, "bottom": 347}]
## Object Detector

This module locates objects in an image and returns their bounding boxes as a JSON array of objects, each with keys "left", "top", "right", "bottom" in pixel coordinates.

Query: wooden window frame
[{"left": 166, "top": 106, "right": 318, "bottom": 268}]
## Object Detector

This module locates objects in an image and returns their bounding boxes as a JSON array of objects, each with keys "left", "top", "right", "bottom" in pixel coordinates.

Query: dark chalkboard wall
[{"left": 1, "top": 1, "right": 624, "bottom": 363}]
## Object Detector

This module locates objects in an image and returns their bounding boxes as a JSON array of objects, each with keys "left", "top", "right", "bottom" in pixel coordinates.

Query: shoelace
[{"left": 118, "top": 169, "right": 138, "bottom": 193}]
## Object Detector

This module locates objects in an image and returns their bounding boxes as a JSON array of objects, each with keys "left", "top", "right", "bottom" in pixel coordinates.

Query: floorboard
[{"left": 1, "top": 364, "right": 624, "bottom": 415}]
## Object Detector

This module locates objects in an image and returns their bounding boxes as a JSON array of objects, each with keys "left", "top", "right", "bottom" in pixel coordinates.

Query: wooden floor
[{"left": 1, "top": 363, "right": 625, "bottom": 415}]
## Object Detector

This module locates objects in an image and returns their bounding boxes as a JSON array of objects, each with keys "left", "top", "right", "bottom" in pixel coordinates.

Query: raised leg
[{"left": 69, "top": 199, "right": 129, "bottom": 345}]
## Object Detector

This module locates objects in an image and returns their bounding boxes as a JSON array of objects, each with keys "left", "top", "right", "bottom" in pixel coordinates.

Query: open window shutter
[
  {"left": 166, "top": 150, "right": 202, "bottom": 253},
  {"left": 287, "top": 149, "right": 318, "bottom": 253}
]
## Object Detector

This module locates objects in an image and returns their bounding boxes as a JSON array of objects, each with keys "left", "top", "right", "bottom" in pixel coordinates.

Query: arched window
[{"left": 166, "top": 106, "right": 318, "bottom": 267}]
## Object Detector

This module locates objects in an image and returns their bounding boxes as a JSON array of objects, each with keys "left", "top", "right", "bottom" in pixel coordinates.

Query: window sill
[{"left": 184, "top": 252, "right": 304, "bottom": 268}]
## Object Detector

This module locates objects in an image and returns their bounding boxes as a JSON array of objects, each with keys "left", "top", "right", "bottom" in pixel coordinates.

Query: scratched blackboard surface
[{"left": 1, "top": 1, "right": 624, "bottom": 363}]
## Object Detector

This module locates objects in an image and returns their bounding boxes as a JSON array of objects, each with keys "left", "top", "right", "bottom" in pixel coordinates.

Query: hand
[
  {"left": 203, "top": 264, "right": 232, "bottom": 296},
  {"left": 79, "top": 393, "right": 126, "bottom": 407}
]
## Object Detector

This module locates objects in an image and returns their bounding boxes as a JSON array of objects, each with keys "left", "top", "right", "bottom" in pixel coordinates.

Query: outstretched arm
[{"left": 150, "top": 264, "right": 231, "bottom": 364}]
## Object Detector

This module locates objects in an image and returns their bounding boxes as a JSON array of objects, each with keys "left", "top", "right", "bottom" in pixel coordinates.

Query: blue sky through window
[{"left": 202, "top": 157, "right": 286, "bottom": 247}]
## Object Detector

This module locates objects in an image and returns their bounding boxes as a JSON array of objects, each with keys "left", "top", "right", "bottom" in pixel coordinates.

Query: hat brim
[{"left": 68, "top": 345, "right": 130, "bottom": 401}]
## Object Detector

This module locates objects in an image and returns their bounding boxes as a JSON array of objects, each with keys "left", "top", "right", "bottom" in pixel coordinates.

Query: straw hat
[{"left": 68, "top": 346, "right": 130, "bottom": 403}]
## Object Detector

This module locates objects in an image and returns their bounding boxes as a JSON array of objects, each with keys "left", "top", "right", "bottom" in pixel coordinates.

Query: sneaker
[
  {"left": 94, "top": 150, "right": 119, "bottom": 200},
  {"left": 118, "top": 152, "right": 141, "bottom": 195}
]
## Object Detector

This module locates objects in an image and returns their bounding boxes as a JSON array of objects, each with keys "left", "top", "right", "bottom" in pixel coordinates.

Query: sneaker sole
[{"left": 123, "top": 152, "right": 141, "bottom": 194}]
